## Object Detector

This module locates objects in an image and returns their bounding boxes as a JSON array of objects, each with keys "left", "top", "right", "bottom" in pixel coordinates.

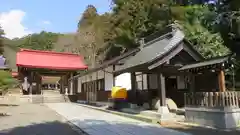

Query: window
[
  {"left": 81, "top": 78, "right": 105, "bottom": 92},
  {"left": 136, "top": 72, "right": 143, "bottom": 90},
  {"left": 97, "top": 79, "right": 105, "bottom": 91}
]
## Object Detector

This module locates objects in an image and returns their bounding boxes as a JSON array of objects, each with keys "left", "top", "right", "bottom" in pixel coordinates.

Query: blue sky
[{"left": 0, "top": 0, "right": 111, "bottom": 39}]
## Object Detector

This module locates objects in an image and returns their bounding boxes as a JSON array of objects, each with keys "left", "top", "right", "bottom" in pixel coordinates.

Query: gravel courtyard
[{"left": 0, "top": 103, "right": 83, "bottom": 135}]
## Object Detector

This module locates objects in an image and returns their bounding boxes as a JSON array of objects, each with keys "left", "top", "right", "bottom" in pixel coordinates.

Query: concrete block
[
  {"left": 130, "top": 104, "right": 138, "bottom": 109},
  {"left": 158, "top": 106, "right": 169, "bottom": 114},
  {"left": 185, "top": 107, "right": 240, "bottom": 129},
  {"left": 143, "top": 103, "right": 150, "bottom": 109}
]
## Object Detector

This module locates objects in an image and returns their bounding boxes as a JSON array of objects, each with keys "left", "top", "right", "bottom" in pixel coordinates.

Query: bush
[{"left": 0, "top": 70, "right": 17, "bottom": 92}]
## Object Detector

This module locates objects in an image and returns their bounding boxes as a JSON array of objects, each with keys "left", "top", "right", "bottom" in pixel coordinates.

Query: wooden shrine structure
[
  {"left": 16, "top": 49, "right": 87, "bottom": 95},
  {"left": 71, "top": 26, "right": 236, "bottom": 110}
]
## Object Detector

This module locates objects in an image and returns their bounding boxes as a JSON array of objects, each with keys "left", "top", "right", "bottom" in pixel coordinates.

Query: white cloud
[
  {"left": 0, "top": 10, "right": 32, "bottom": 39},
  {"left": 42, "top": 20, "right": 51, "bottom": 25}
]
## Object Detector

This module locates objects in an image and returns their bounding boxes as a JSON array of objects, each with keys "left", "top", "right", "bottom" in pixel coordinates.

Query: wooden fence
[{"left": 184, "top": 92, "right": 240, "bottom": 108}]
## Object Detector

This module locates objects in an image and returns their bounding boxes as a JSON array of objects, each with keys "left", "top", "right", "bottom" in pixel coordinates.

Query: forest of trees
[{"left": 1, "top": 0, "right": 240, "bottom": 69}]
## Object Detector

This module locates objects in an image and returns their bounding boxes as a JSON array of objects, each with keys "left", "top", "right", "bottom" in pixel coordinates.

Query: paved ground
[
  {"left": 0, "top": 104, "right": 83, "bottom": 135},
  {"left": 46, "top": 103, "right": 189, "bottom": 135},
  {"left": 162, "top": 123, "right": 240, "bottom": 135}
]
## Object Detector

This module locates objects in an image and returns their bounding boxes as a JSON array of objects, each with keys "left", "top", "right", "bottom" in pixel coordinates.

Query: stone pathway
[
  {"left": 46, "top": 103, "right": 190, "bottom": 135},
  {"left": 0, "top": 104, "right": 83, "bottom": 135},
  {"left": 163, "top": 123, "right": 240, "bottom": 135}
]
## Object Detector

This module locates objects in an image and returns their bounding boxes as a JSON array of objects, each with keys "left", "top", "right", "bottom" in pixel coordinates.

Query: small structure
[
  {"left": 181, "top": 55, "right": 240, "bottom": 129},
  {"left": 0, "top": 55, "right": 9, "bottom": 70},
  {"left": 16, "top": 49, "right": 87, "bottom": 95}
]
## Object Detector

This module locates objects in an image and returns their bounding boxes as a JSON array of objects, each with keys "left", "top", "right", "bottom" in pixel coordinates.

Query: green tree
[
  {"left": 109, "top": 1, "right": 228, "bottom": 58},
  {"left": 111, "top": 0, "right": 177, "bottom": 48},
  {"left": 178, "top": 5, "right": 230, "bottom": 58},
  {"left": 0, "top": 26, "right": 4, "bottom": 55},
  {"left": 75, "top": 5, "right": 112, "bottom": 68},
  {"left": 0, "top": 70, "right": 17, "bottom": 93},
  {"left": 17, "top": 31, "right": 61, "bottom": 51},
  {"left": 78, "top": 5, "right": 98, "bottom": 29},
  {"left": 216, "top": 0, "right": 240, "bottom": 56}
]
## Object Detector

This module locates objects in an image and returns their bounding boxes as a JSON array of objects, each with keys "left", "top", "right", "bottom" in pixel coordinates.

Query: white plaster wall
[
  {"left": 115, "top": 73, "right": 132, "bottom": 90},
  {"left": 91, "top": 72, "right": 97, "bottom": 80},
  {"left": 86, "top": 74, "right": 91, "bottom": 82},
  {"left": 104, "top": 66, "right": 114, "bottom": 91},
  {"left": 97, "top": 70, "right": 104, "bottom": 80},
  {"left": 82, "top": 76, "right": 87, "bottom": 83}
]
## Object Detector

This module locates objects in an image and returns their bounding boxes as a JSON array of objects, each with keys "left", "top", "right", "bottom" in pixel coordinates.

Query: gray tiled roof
[
  {"left": 116, "top": 29, "right": 185, "bottom": 72},
  {"left": 179, "top": 56, "right": 230, "bottom": 71}
]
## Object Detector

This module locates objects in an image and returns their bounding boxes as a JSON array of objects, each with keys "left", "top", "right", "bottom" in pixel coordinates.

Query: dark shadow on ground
[
  {"left": 0, "top": 121, "right": 83, "bottom": 135},
  {"left": 1, "top": 115, "right": 239, "bottom": 135}
]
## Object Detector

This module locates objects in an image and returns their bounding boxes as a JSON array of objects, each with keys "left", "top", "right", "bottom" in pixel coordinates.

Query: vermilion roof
[{"left": 16, "top": 49, "right": 88, "bottom": 70}]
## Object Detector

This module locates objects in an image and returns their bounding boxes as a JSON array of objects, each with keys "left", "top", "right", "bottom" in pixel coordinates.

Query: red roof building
[{"left": 16, "top": 49, "right": 88, "bottom": 70}]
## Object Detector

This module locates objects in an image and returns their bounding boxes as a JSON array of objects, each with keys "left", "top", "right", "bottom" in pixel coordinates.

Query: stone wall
[{"left": 185, "top": 107, "right": 240, "bottom": 129}]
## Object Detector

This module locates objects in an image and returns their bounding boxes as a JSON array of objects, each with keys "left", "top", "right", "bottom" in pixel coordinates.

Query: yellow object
[{"left": 111, "top": 86, "right": 127, "bottom": 99}]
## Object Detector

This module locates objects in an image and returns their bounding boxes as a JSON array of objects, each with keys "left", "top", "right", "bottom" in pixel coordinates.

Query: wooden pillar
[
  {"left": 60, "top": 77, "right": 63, "bottom": 93},
  {"left": 157, "top": 73, "right": 166, "bottom": 106},
  {"left": 29, "top": 71, "right": 33, "bottom": 95},
  {"left": 218, "top": 70, "right": 226, "bottom": 92},
  {"left": 70, "top": 72, "right": 73, "bottom": 95},
  {"left": 88, "top": 81, "right": 91, "bottom": 102},
  {"left": 131, "top": 72, "right": 137, "bottom": 103},
  {"left": 113, "top": 65, "right": 116, "bottom": 86},
  {"left": 147, "top": 74, "right": 152, "bottom": 109},
  {"left": 55, "top": 82, "right": 58, "bottom": 90},
  {"left": 190, "top": 74, "right": 195, "bottom": 92}
]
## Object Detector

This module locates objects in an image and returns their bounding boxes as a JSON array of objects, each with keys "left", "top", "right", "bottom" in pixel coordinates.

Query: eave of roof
[
  {"left": 16, "top": 49, "right": 88, "bottom": 70},
  {"left": 71, "top": 48, "right": 140, "bottom": 80},
  {"left": 178, "top": 55, "right": 232, "bottom": 71}
]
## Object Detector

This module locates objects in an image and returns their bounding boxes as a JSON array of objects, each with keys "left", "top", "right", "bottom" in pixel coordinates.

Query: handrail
[{"left": 184, "top": 91, "right": 240, "bottom": 108}]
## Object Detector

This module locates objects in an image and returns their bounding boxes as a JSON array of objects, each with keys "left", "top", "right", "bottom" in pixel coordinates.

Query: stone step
[{"left": 0, "top": 95, "right": 70, "bottom": 104}]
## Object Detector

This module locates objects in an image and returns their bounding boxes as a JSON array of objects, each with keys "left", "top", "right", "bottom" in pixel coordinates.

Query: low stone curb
[
  {"left": 175, "top": 121, "right": 238, "bottom": 132},
  {"left": 74, "top": 103, "right": 159, "bottom": 124}
]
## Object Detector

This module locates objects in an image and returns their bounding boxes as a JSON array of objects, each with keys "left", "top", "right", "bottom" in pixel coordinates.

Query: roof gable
[{"left": 116, "top": 29, "right": 191, "bottom": 71}]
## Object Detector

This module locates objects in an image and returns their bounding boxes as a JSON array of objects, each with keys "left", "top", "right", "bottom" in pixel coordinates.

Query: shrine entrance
[{"left": 16, "top": 49, "right": 87, "bottom": 95}]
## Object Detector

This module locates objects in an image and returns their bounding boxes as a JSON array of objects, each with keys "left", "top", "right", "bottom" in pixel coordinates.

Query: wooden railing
[{"left": 184, "top": 92, "right": 240, "bottom": 108}]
